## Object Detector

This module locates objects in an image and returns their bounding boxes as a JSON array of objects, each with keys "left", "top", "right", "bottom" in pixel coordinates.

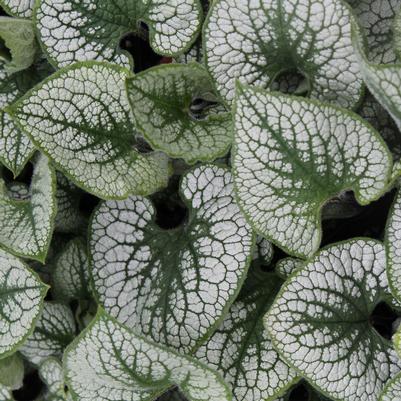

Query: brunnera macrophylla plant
[{"left": 3, "top": 0, "right": 401, "bottom": 400}]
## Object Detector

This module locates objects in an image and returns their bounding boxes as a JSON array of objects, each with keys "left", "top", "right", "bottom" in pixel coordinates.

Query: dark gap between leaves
[
  {"left": 321, "top": 188, "right": 396, "bottom": 245},
  {"left": 2, "top": 162, "right": 34, "bottom": 186},
  {"left": 119, "top": 23, "right": 164, "bottom": 73},
  {"left": 288, "top": 382, "right": 310, "bottom": 401},
  {"left": 370, "top": 301, "right": 399, "bottom": 340},
  {"left": 13, "top": 370, "right": 43, "bottom": 401},
  {"left": 0, "top": 37, "right": 11, "bottom": 62},
  {"left": 78, "top": 192, "right": 100, "bottom": 218}
]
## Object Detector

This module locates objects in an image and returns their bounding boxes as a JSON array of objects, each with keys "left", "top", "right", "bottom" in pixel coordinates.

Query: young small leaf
[
  {"left": 0, "top": 353, "right": 24, "bottom": 390},
  {"left": 0, "top": 0, "right": 33, "bottom": 17},
  {"left": 52, "top": 238, "right": 90, "bottom": 302},
  {"left": 19, "top": 302, "right": 76, "bottom": 366},
  {"left": 232, "top": 85, "right": 392, "bottom": 258},
  {"left": 204, "top": 0, "right": 363, "bottom": 108},
  {"left": 0, "top": 17, "right": 37, "bottom": 74},
  {"left": 196, "top": 268, "right": 299, "bottom": 401},
  {"left": 0, "top": 249, "right": 48, "bottom": 359},
  {"left": 64, "top": 310, "right": 233, "bottom": 401},
  {"left": 8, "top": 62, "right": 170, "bottom": 199},
  {"left": 265, "top": 239, "right": 401, "bottom": 401},
  {"left": 0, "top": 154, "right": 56, "bottom": 262},
  {"left": 126, "top": 63, "right": 232, "bottom": 164},
  {"left": 35, "top": 0, "right": 203, "bottom": 68},
  {"left": 90, "top": 164, "right": 254, "bottom": 353},
  {"left": 385, "top": 189, "right": 401, "bottom": 302},
  {"left": 275, "top": 258, "right": 303, "bottom": 280}
]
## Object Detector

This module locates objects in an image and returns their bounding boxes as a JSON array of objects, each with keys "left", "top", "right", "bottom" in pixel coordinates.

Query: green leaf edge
[
  {"left": 0, "top": 156, "right": 58, "bottom": 263},
  {"left": 32, "top": 0, "right": 204, "bottom": 70},
  {"left": 125, "top": 62, "right": 232, "bottom": 165},
  {"left": 0, "top": 258, "right": 49, "bottom": 360},
  {"left": 231, "top": 82, "right": 393, "bottom": 259},
  {"left": 87, "top": 162, "right": 256, "bottom": 354},
  {"left": 63, "top": 307, "right": 234, "bottom": 401},
  {"left": 264, "top": 237, "right": 396, "bottom": 401},
  {"left": 4, "top": 60, "right": 160, "bottom": 201}
]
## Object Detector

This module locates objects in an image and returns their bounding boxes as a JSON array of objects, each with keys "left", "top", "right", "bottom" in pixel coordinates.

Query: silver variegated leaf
[{"left": 90, "top": 164, "right": 254, "bottom": 353}]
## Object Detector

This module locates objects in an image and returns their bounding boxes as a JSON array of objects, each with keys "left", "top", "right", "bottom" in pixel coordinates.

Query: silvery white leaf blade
[
  {"left": 0, "top": 0, "right": 33, "bottom": 17},
  {"left": 126, "top": 63, "right": 232, "bottom": 164},
  {"left": 7, "top": 61, "right": 170, "bottom": 200},
  {"left": 265, "top": 238, "right": 401, "bottom": 401},
  {"left": 232, "top": 85, "right": 392, "bottom": 258},
  {"left": 0, "top": 249, "right": 48, "bottom": 359},
  {"left": 0, "top": 154, "right": 56, "bottom": 262},
  {"left": 35, "top": 0, "right": 203, "bottom": 68},
  {"left": 19, "top": 302, "right": 76, "bottom": 366},
  {"left": 63, "top": 310, "right": 233, "bottom": 401},
  {"left": 90, "top": 164, "right": 254, "bottom": 353},
  {"left": 196, "top": 268, "right": 299, "bottom": 401},
  {"left": 203, "top": 0, "right": 363, "bottom": 108}
]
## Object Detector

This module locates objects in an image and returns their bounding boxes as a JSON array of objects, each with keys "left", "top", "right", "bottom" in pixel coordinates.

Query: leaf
[
  {"left": 39, "top": 358, "right": 72, "bottom": 401},
  {"left": 90, "top": 164, "right": 254, "bottom": 353},
  {"left": 8, "top": 61, "right": 170, "bottom": 199},
  {"left": 54, "top": 172, "right": 87, "bottom": 234},
  {"left": 196, "top": 267, "right": 299, "bottom": 401},
  {"left": 0, "top": 17, "right": 37, "bottom": 74},
  {"left": 264, "top": 239, "right": 401, "bottom": 401},
  {"left": 64, "top": 310, "right": 233, "bottom": 401},
  {"left": 203, "top": 0, "right": 363, "bottom": 108},
  {"left": 0, "top": 154, "right": 56, "bottom": 261},
  {"left": 0, "top": 0, "right": 33, "bottom": 17},
  {"left": 379, "top": 372, "right": 401, "bottom": 401},
  {"left": 0, "top": 384, "right": 14, "bottom": 401},
  {"left": 0, "top": 353, "right": 24, "bottom": 390},
  {"left": 393, "top": 5, "right": 401, "bottom": 60},
  {"left": 255, "top": 236, "right": 274, "bottom": 266},
  {"left": 126, "top": 63, "right": 232, "bottom": 164},
  {"left": 385, "top": 189, "right": 401, "bottom": 302},
  {"left": 232, "top": 85, "right": 392, "bottom": 258},
  {"left": 346, "top": 0, "right": 400, "bottom": 64},
  {"left": 0, "top": 249, "right": 48, "bottom": 359},
  {"left": 52, "top": 238, "right": 90, "bottom": 302},
  {"left": 19, "top": 302, "right": 76, "bottom": 366},
  {"left": 35, "top": 0, "right": 203, "bottom": 68},
  {"left": 275, "top": 258, "right": 303, "bottom": 280}
]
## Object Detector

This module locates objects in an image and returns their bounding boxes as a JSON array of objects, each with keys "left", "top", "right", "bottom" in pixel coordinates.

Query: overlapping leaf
[
  {"left": 8, "top": 62, "right": 170, "bottom": 199},
  {"left": 265, "top": 239, "right": 401, "bottom": 401},
  {"left": 52, "top": 238, "right": 90, "bottom": 302},
  {"left": 196, "top": 267, "right": 299, "bottom": 401},
  {"left": 204, "top": 0, "right": 363, "bottom": 108},
  {"left": 0, "top": 353, "right": 24, "bottom": 390},
  {"left": 35, "top": 0, "right": 203, "bottom": 68},
  {"left": 232, "top": 85, "right": 391, "bottom": 258},
  {"left": 39, "top": 358, "right": 72, "bottom": 401},
  {"left": 0, "top": 154, "right": 56, "bottom": 261},
  {"left": 0, "top": 249, "right": 47, "bottom": 359},
  {"left": 20, "top": 302, "right": 76, "bottom": 365},
  {"left": 64, "top": 310, "right": 232, "bottom": 401},
  {"left": 90, "top": 164, "right": 254, "bottom": 353},
  {"left": 126, "top": 63, "right": 232, "bottom": 164},
  {"left": 0, "top": 0, "right": 33, "bottom": 17}
]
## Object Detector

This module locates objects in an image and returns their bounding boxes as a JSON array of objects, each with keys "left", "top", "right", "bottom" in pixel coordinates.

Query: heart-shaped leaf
[
  {"left": 126, "top": 63, "right": 232, "bottom": 164},
  {"left": 385, "top": 189, "right": 401, "bottom": 302},
  {"left": 52, "top": 238, "right": 90, "bottom": 302},
  {"left": 346, "top": 0, "right": 400, "bottom": 63},
  {"left": 204, "top": 0, "right": 363, "bottom": 108},
  {"left": 196, "top": 267, "right": 299, "bottom": 401},
  {"left": 64, "top": 310, "right": 232, "bottom": 401},
  {"left": 35, "top": 0, "right": 203, "bottom": 68},
  {"left": 19, "top": 302, "right": 76, "bottom": 365},
  {"left": 0, "top": 0, "right": 33, "bottom": 17},
  {"left": 90, "top": 164, "right": 254, "bottom": 353},
  {"left": 0, "top": 17, "right": 37, "bottom": 74},
  {"left": 0, "top": 154, "right": 56, "bottom": 261},
  {"left": 0, "top": 249, "right": 48, "bottom": 359},
  {"left": 8, "top": 62, "right": 170, "bottom": 199},
  {"left": 232, "top": 85, "right": 391, "bottom": 258},
  {"left": 265, "top": 239, "right": 401, "bottom": 401}
]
